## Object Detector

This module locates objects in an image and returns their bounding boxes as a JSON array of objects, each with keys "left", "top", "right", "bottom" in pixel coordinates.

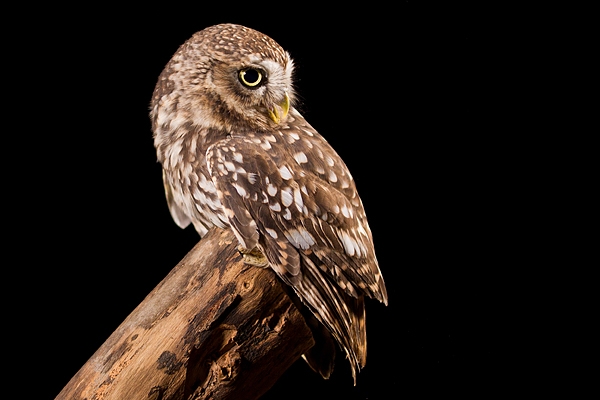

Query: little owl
[{"left": 150, "top": 23, "right": 388, "bottom": 384}]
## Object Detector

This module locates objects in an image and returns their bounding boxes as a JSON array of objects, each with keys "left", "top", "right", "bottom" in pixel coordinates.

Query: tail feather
[
  {"left": 301, "top": 311, "right": 336, "bottom": 380},
  {"left": 293, "top": 253, "right": 368, "bottom": 384}
]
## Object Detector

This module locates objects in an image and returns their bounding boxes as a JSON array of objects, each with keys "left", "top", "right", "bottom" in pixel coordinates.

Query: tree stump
[{"left": 56, "top": 228, "right": 315, "bottom": 400}]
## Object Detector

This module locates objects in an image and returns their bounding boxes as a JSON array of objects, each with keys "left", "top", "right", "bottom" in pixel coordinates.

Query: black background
[{"left": 15, "top": 3, "right": 528, "bottom": 399}]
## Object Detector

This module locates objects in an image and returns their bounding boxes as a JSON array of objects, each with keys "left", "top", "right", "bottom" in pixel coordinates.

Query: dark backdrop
[{"left": 19, "top": 4, "right": 519, "bottom": 399}]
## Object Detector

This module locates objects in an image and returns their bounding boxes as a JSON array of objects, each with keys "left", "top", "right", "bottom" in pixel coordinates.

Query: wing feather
[
  {"left": 205, "top": 114, "right": 386, "bottom": 382},
  {"left": 206, "top": 125, "right": 386, "bottom": 303}
]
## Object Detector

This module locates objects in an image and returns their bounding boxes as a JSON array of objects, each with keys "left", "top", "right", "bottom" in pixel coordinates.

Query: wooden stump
[{"left": 56, "top": 228, "right": 314, "bottom": 400}]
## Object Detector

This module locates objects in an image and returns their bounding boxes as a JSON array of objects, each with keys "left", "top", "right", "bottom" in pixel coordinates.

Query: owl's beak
[{"left": 267, "top": 92, "right": 290, "bottom": 124}]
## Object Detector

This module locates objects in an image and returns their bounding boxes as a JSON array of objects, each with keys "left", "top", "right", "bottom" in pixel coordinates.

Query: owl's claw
[{"left": 237, "top": 245, "right": 269, "bottom": 267}]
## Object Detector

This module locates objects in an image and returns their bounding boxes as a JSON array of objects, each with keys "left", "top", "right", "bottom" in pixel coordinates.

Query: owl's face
[
  {"left": 211, "top": 54, "right": 294, "bottom": 128},
  {"left": 159, "top": 24, "right": 296, "bottom": 134}
]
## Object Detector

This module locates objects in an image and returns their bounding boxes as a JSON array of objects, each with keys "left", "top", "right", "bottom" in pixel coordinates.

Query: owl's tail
[{"left": 292, "top": 253, "right": 367, "bottom": 385}]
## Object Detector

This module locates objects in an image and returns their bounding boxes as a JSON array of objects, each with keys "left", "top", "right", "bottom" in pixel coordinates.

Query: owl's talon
[{"left": 237, "top": 245, "right": 269, "bottom": 267}]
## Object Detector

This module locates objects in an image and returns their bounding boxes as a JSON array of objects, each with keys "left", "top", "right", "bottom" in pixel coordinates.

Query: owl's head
[{"left": 153, "top": 23, "right": 296, "bottom": 134}]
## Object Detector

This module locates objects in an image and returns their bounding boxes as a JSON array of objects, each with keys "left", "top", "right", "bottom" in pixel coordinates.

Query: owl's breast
[{"left": 161, "top": 133, "right": 230, "bottom": 236}]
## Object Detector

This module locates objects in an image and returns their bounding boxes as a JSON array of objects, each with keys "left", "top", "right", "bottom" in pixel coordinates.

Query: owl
[{"left": 151, "top": 23, "right": 387, "bottom": 384}]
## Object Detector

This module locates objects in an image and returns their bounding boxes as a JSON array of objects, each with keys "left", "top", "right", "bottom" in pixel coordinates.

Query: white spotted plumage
[{"left": 151, "top": 23, "right": 387, "bottom": 384}]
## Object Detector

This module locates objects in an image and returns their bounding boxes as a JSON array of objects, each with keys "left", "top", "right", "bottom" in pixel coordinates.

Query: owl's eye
[{"left": 238, "top": 68, "right": 264, "bottom": 88}]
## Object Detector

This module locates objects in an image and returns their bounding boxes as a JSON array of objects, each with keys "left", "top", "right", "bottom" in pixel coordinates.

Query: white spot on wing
[
  {"left": 357, "top": 224, "right": 368, "bottom": 237},
  {"left": 340, "top": 204, "right": 351, "bottom": 218},
  {"left": 293, "top": 187, "right": 303, "bottom": 213},
  {"left": 281, "top": 188, "right": 293, "bottom": 207},
  {"left": 287, "top": 132, "right": 300, "bottom": 143},
  {"left": 293, "top": 152, "right": 308, "bottom": 164},
  {"left": 266, "top": 228, "right": 278, "bottom": 239},
  {"left": 302, "top": 128, "right": 314, "bottom": 137},
  {"left": 279, "top": 165, "right": 293, "bottom": 180},
  {"left": 247, "top": 173, "right": 258, "bottom": 184},
  {"left": 224, "top": 161, "right": 236, "bottom": 172},
  {"left": 328, "top": 170, "right": 338, "bottom": 182},
  {"left": 340, "top": 230, "right": 357, "bottom": 256},
  {"left": 232, "top": 183, "right": 247, "bottom": 197},
  {"left": 283, "top": 208, "right": 292, "bottom": 220},
  {"left": 285, "top": 227, "right": 316, "bottom": 250}
]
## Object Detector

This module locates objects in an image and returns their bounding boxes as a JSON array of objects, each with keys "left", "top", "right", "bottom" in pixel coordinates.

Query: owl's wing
[
  {"left": 206, "top": 130, "right": 387, "bottom": 380},
  {"left": 206, "top": 134, "right": 386, "bottom": 303}
]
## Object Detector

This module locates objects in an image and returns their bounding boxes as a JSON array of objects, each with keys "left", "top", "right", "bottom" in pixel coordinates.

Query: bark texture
[{"left": 56, "top": 228, "right": 314, "bottom": 400}]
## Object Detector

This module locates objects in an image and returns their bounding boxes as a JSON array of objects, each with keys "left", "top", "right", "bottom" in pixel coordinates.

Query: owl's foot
[{"left": 237, "top": 245, "right": 268, "bottom": 267}]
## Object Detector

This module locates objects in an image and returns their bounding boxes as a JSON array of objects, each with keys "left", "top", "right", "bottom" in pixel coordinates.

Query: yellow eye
[{"left": 238, "top": 68, "right": 264, "bottom": 88}]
